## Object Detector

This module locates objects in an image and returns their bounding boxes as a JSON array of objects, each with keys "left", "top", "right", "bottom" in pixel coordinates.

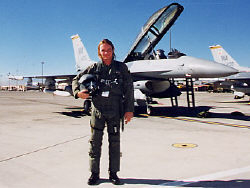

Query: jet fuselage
[{"left": 127, "top": 56, "right": 238, "bottom": 80}]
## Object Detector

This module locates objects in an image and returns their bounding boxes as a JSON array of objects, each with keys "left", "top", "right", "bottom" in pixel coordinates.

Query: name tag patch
[{"left": 101, "top": 91, "right": 109, "bottom": 97}]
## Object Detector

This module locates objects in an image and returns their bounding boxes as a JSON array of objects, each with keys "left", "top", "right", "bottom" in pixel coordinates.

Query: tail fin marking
[
  {"left": 71, "top": 34, "right": 95, "bottom": 72},
  {"left": 209, "top": 45, "right": 240, "bottom": 70}
]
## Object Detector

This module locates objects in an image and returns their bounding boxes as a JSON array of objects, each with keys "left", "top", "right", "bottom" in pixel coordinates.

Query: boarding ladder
[
  {"left": 185, "top": 77, "right": 195, "bottom": 108},
  {"left": 170, "top": 78, "right": 178, "bottom": 107}
]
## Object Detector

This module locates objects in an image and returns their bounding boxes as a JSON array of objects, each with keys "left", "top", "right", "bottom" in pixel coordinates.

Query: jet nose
[
  {"left": 187, "top": 56, "right": 239, "bottom": 78},
  {"left": 201, "top": 59, "right": 239, "bottom": 77}
]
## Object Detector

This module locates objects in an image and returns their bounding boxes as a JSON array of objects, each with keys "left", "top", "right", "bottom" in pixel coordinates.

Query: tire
[{"left": 83, "top": 100, "right": 91, "bottom": 116}]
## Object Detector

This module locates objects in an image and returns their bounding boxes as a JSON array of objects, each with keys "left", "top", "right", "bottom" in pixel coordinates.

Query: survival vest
[{"left": 94, "top": 61, "right": 124, "bottom": 97}]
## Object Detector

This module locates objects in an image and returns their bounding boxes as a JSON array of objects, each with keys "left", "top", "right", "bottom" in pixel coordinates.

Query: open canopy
[{"left": 124, "top": 3, "right": 184, "bottom": 63}]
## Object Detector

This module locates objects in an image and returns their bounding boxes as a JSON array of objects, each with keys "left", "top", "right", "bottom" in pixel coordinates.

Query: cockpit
[
  {"left": 123, "top": 3, "right": 184, "bottom": 62},
  {"left": 143, "top": 48, "right": 186, "bottom": 60},
  {"left": 167, "top": 49, "right": 186, "bottom": 59}
]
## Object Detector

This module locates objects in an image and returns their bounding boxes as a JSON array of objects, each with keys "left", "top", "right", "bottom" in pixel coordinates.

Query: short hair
[{"left": 97, "top": 39, "right": 116, "bottom": 59}]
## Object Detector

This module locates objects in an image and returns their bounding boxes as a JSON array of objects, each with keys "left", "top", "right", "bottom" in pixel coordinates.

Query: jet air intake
[{"left": 134, "top": 80, "right": 170, "bottom": 93}]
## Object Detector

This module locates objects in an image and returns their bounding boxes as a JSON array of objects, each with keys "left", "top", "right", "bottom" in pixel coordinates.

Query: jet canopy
[{"left": 124, "top": 3, "right": 184, "bottom": 63}]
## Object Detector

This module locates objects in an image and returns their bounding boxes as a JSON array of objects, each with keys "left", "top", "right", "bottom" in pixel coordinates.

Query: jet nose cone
[
  {"left": 200, "top": 59, "right": 239, "bottom": 77},
  {"left": 186, "top": 56, "right": 239, "bottom": 78}
]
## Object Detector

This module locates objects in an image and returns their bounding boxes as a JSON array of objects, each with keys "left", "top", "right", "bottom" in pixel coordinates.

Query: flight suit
[{"left": 72, "top": 60, "right": 134, "bottom": 174}]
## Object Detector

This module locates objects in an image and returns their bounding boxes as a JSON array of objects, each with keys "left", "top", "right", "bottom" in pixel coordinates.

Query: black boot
[
  {"left": 109, "top": 172, "right": 121, "bottom": 185},
  {"left": 87, "top": 172, "right": 99, "bottom": 185}
]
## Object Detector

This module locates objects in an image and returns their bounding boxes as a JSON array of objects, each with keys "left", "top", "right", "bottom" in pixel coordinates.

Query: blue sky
[{"left": 0, "top": 0, "right": 250, "bottom": 84}]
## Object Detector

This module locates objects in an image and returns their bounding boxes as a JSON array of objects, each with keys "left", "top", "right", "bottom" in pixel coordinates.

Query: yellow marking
[
  {"left": 138, "top": 114, "right": 249, "bottom": 129},
  {"left": 71, "top": 35, "right": 79, "bottom": 40},
  {"left": 207, "top": 121, "right": 216, "bottom": 124},
  {"left": 185, "top": 119, "right": 196, "bottom": 122},
  {"left": 210, "top": 122, "right": 220, "bottom": 124},
  {"left": 172, "top": 143, "right": 198, "bottom": 148},
  {"left": 237, "top": 125, "right": 248, "bottom": 128},
  {"left": 156, "top": 116, "right": 250, "bottom": 129},
  {"left": 164, "top": 116, "right": 172, "bottom": 119},
  {"left": 139, "top": 114, "right": 149, "bottom": 117},
  {"left": 209, "top": 45, "right": 222, "bottom": 49}
]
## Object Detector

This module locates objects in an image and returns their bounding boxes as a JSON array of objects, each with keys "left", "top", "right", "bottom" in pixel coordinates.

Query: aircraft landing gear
[
  {"left": 83, "top": 99, "right": 91, "bottom": 116},
  {"left": 146, "top": 105, "right": 153, "bottom": 115},
  {"left": 146, "top": 96, "right": 158, "bottom": 104}
]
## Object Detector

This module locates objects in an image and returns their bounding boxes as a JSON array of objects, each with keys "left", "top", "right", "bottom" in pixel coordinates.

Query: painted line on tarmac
[
  {"left": 139, "top": 114, "right": 250, "bottom": 129},
  {"left": 163, "top": 116, "right": 250, "bottom": 129},
  {"left": 0, "top": 135, "right": 89, "bottom": 163},
  {"left": 158, "top": 165, "right": 250, "bottom": 187}
]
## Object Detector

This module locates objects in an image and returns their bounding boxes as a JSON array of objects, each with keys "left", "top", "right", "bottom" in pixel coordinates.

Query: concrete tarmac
[{"left": 0, "top": 91, "right": 249, "bottom": 187}]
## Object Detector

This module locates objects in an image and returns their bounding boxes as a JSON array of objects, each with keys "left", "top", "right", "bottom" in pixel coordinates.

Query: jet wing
[
  {"left": 24, "top": 75, "right": 76, "bottom": 80},
  {"left": 124, "top": 3, "right": 184, "bottom": 63},
  {"left": 9, "top": 74, "right": 76, "bottom": 81},
  {"left": 227, "top": 72, "right": 250, "bottom": 85}
]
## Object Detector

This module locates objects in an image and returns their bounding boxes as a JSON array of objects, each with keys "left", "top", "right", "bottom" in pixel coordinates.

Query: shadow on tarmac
[
  {"left": 92, "top": 178, "right": 169, "bottom": 185},
  {"left": 88, "top": 178, "right": 250, "bottom": 187},
  {"left": 180, "top": 179, "right": 250, "bottom": 187},
  {"left": 121, "top": 178, "right": 169, "bottom": 185},
  {"left": 55, "top": 105, "right": 250, "bottom": 122},
  {"left": 136, "top": 106, "right": 250, "bottom": 122},
  {"left": 55, "top": 111, "right": 86, "bottom": 118},
  {"left": 136, "top": 106, "right": 211, "bottom": 117}
]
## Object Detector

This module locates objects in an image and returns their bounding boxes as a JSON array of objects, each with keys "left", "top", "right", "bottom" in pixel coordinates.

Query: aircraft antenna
[{"left": 169, "top": 29, "right": 172, "bottom": 52}]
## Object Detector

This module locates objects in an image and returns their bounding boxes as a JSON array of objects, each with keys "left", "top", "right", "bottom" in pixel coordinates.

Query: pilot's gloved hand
[
  {"left": 124, "top": 112, "right": 133, "bottom": 124},
  {"left": 77, "top": 89, "right": 90, "bottom": 99}
]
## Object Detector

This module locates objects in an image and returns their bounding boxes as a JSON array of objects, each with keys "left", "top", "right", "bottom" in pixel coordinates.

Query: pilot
[
  {"left": 72, "top": 39, "right": 134, "bottom": 185},
  {"left": 155, "top": 49, "right": 167, "bottom": 59}
]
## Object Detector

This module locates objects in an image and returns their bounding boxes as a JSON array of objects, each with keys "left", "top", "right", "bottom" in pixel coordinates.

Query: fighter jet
[
  {"left": 8, "top": 75, "right": 41, "bottom": 90},
  {"left": 71, "top": 3, "right": 238, "bottom": 113},
  {"left": 15, "top": 3, "right": 238, "bottom": 114},
  {"left": 210, "top": 45, "right": 250, "bottom": 99}
]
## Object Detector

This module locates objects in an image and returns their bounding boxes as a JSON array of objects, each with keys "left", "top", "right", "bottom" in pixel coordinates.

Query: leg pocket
[{"left": 90, "top": 108, "right": 105, "bottom": 130}]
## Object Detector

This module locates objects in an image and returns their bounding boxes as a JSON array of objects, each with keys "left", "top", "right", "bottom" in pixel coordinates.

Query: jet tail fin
[
  {"left": 209, "top": 45, "right": 241, "bottom": 70},
  {"left": 209, "top": 45, "right": 250, "bottom": 72},
  {"left": 71, "top": 34, "right": 96, "bottom": 72}
]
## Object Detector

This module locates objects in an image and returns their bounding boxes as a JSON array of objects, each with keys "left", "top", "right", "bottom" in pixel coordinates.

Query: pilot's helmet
[
  {"left": 78, "top": 74, "right": 98, "bottom": 96},
  {"left": 155, "top": 49, "right": 166, "bottom": 59},
  {"left": 156, "top": 49, "right": 165, "bottom": 54}
]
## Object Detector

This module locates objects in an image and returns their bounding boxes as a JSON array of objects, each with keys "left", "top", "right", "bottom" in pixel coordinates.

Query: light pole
[
  {"left": 7, "top": 72, "right": 10, "bottom": 90},
  {"left": 41, "top": 62, "right": 45, "bottom": 85}
]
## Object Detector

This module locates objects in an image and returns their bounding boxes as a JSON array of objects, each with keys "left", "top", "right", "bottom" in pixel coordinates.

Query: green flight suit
[{"left": 72, "top": 60, "right": 134, "bottom": 173}]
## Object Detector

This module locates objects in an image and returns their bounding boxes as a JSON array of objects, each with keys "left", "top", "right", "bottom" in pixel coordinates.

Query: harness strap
[{"left": 91, "top": 125, "right": 104, "bottom": 132}]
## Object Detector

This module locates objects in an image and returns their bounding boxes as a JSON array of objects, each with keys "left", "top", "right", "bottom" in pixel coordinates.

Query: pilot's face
[{"left": 99, "top": 43, "right": 113, "bottom": 64}]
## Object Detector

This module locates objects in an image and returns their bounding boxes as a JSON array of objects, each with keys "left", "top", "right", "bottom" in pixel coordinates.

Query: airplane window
[
  {"left": 153, "top": 5, "right": 178, "bottom": 33},
  {"left": 134, "top": 32, "right": 157, "bottom": 53},
  {"left": 133, "top": 5, "right": 178, "bottom": 54},
  {"left": 142, "top": 7, "right": 166, "bottom": 32}
]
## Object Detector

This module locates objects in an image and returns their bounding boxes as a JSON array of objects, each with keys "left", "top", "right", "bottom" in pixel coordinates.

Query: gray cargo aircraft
[
  {"left": 13, "top": 3, "right": 238, "bottom": 113},
  {"left": 210, "top": 45, "right": 250, "bottom": 99}
]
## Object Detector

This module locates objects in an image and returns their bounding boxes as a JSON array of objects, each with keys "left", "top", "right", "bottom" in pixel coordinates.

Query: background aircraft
[
  {"left": 210, "top": 45, "right": 250, "bottom": 99},
  {"left": 8, "top": 75, "right": 40, "bottom": 90}
]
